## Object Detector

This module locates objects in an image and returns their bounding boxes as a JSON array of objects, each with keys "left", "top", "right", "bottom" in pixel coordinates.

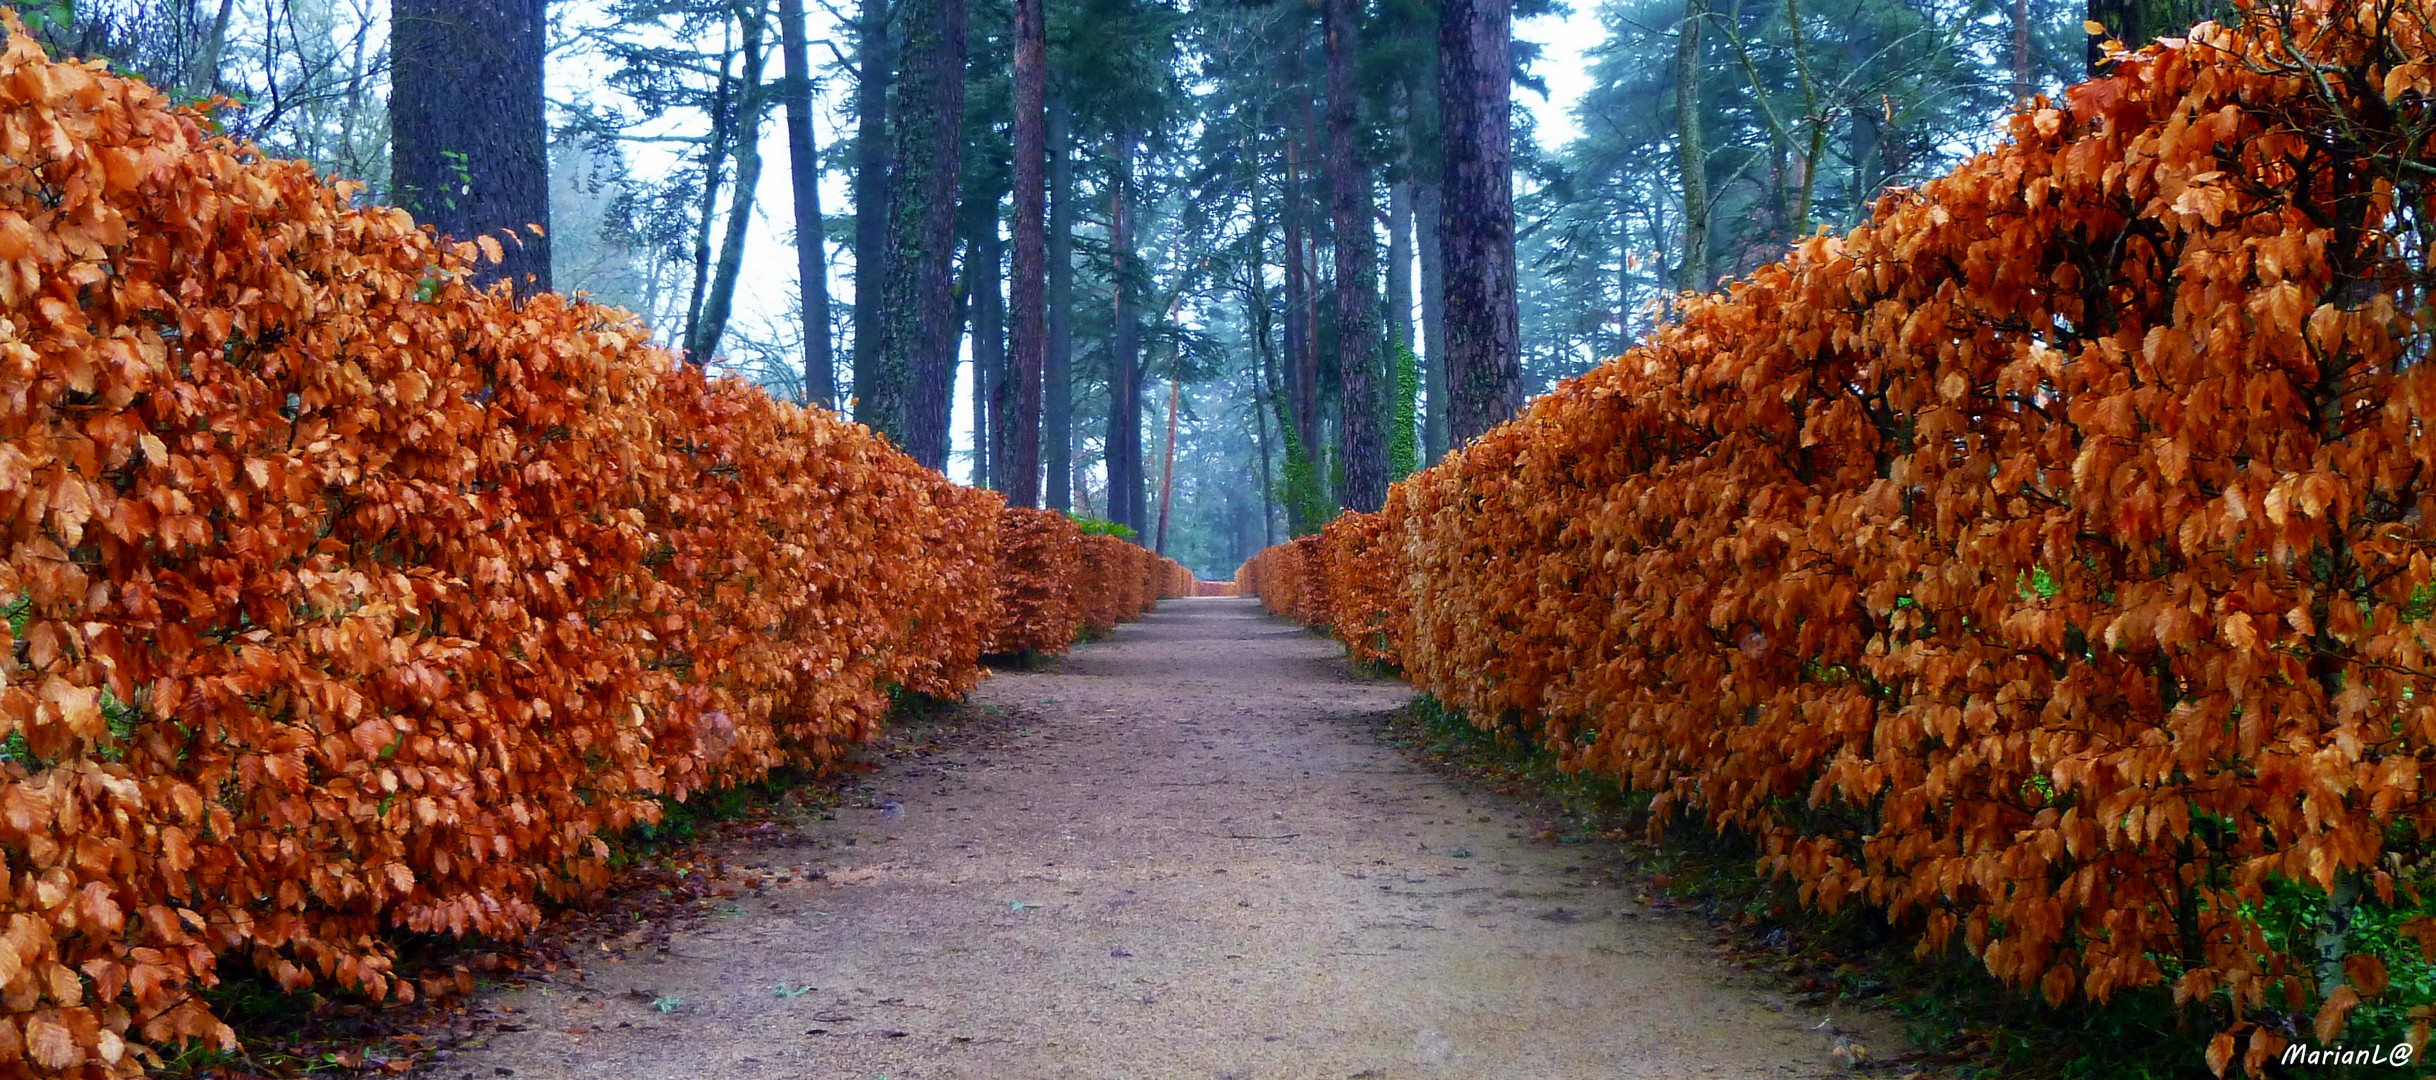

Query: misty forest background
[{"left": 26, "top": 0, "right": 2209, "bottom": 579}]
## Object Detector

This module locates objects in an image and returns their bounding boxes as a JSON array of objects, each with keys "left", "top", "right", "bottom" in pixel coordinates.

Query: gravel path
[{"left": 424, "top": 597, "right": 1890, "bottom": 1080}]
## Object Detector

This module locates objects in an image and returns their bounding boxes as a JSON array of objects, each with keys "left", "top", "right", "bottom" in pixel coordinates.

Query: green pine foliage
[{"left": 1389, "top": 342, "right": 1419, "bottom": 480}]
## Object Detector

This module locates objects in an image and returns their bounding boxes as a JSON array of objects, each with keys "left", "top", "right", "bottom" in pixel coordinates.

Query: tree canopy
[{"left": 49, "top": 0, "right": 2135, "bottom": 577}]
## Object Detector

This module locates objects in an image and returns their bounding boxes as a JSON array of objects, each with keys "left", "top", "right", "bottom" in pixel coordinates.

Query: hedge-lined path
[{"left": 421, "top": 598, "right": 1892, "bottom": 1080}]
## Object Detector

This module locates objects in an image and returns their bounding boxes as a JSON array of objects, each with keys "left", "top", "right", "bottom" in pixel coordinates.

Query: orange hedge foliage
[
  {"left": 1242, "top": 2, "right": 2436, "bottom": 1065},
  {"left": 1236, "top": 536, "right": 1327, "bottom": 625},
  {"left": 0, "top": 24, "right": 1135, "bottom": 1077},
  {"left": 1233, "top": 546, "right": 1283, "bottom": 613},
  {"left": 887, "top": 482, "right": 1002, "bottom": 701},
  {"left": 1070, "top": 535, "right": 1186, "bottom": 632},
  {"left": 1318, "top": 513, "right": 1394, "bottom": 666},
  {"left": 987, "top": 507, "right": 1084, "bottom": 656},
  {"left": 1074, "top": 535, "right": 1137, "bottom": 633},
  {"left": 1130, "top": 549, "right": 1157, "bottom": 616}
]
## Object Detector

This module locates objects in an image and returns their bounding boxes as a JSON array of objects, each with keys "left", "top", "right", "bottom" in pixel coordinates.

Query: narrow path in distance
[{"left": 424, "top": 598, "right": 1889, "bottom": 1080}]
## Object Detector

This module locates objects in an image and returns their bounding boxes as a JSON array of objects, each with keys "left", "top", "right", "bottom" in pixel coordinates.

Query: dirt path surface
[{"left": 424, "top": 598, "right": 1891, "bottom": 1080}]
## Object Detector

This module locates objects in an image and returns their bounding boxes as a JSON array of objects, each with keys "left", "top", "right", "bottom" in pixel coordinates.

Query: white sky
[
  {"left": 1519, "top": 6, "right": 1598, "bottom": 150},
  {"left": 558, "top": 1, "right": 1605, "bottom": 486}
]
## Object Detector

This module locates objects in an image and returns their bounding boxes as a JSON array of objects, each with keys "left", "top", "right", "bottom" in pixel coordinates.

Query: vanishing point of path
[{"left": 425, "top": 598, "right": 1890, "bottom": 1080}]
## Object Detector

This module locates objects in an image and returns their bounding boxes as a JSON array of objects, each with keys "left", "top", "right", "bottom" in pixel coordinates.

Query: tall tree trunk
[
  {"left": 974, "top": 218, "right": 1006, "bottom": 487},
  {"left": 1282, "top": 138, "right": 1319, "bottom": 482},
  {"left": 1155, "top": 368, "right": 1180, "bottom": 554},
  {"left": 1004, "top": 0, "right": 1049, "bottom": 506},
  {"left": 1280, "top": 132, "right": 1322, "bottom": 534},
  {"left": 864, "top": 0, "right": 965, "bottom": 467},
  {"left": 1416, "top": 175, "right": 1448, "bottom": 461},
  {"left": 779, "top": 0, "right": 836, "bottom": 407},
  {"left": 1296, "top": 73, "right": 1327, "bottom": 505},
  {"left": 1387, "top": 178, "right": 1414, "bottom": 355},
  {"left": 1844, "top": 30, "right": 1883, "bottom": 224},
  {"left": 683, "top": 35, "right": 732, "bottom": 358},
  {"left": 1783, "top": 0, "right": 1824, "bottom": 236},
  {"left": 690, "top": 12, "right": 768, "bottom": 366},
  {"left": 1255, "top": 340, "right": 1279, "bottom": 548},
  {"left": 952, "top": 236, "right": 976, "bottom": 436},
  {"left": 392, "top": 0, "right": 551, "bottom": 292},
  {"left": 1388, "top": 311, "right": 1419, "bottom": 479},
  {"left": 1233, "top": 488, "right": 1256, "bottom": 571},
  {"left": 1437, "top": 0, "right": 1522, "bottom": 445},
  {"left": 1614, "top": 206, "right": 1635, "bottom": 356},
  {"left": 1247, "top": 213, "right": 1281, "bottom": 548},
  {"left": 1045, "top": 96, "right": 1077, "bottom": 512},
  {"left": 1672, "top": 0, "right": 1710, "bottom": 293},
  {"left": 1327, "top": 0, "right": 1384, "bottom": 513},
  {"left": 1280, "top": 136, "right": 1308, "bottom": 448},
  {"left": 1408, "top": 35, "right": 1450, "bottom": 464},
  {"left": 2013, "top": 0, "right": 2032, "bottom": 104},
  {"left": 184, "top": 0, "right": 235, "bottom": 99},
  {"left": 1106, "top": 132, "right": 1144, "bottom": 536},
  {"left": 1256, "top": 359, "right": 1281, "bottom": 546},
  {"left": 851, "top": 0, "right": 892, "bottom": 405}
]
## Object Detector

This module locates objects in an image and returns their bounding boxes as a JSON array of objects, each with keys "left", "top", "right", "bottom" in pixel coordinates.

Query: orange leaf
[
  {"left": 2315, "top": 985, "right": 2361, "bottom": 1044},
  {"left": 23, "top": 1016, "right": 76, "bottom": 1069},
  {"left": 2205, "top": 1031, "right": 2235, "bottom": 1077},
  {"left": 2344, "top": 954, "right": 2390, "bottom": 997}
]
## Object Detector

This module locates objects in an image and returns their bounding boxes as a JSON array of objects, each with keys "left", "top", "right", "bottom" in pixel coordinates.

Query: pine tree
[
  {"left": 777, "top": 0, "right": 837, "bottom": 407},
  {"left": 1006, "top": 0, "right": 1051, "bottom": 505},
  {"left": 392, "top": 0, "right": 550, "bottom": 292},
  {"left": 1326, "top": 0, "right": 1385, "bottom": 511},
  {"left": 863, "top": 0, "right": 968, "bottom": 465},
  {"left": 1435, "top": 0, "right": 1520, "bottom": 444}
]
